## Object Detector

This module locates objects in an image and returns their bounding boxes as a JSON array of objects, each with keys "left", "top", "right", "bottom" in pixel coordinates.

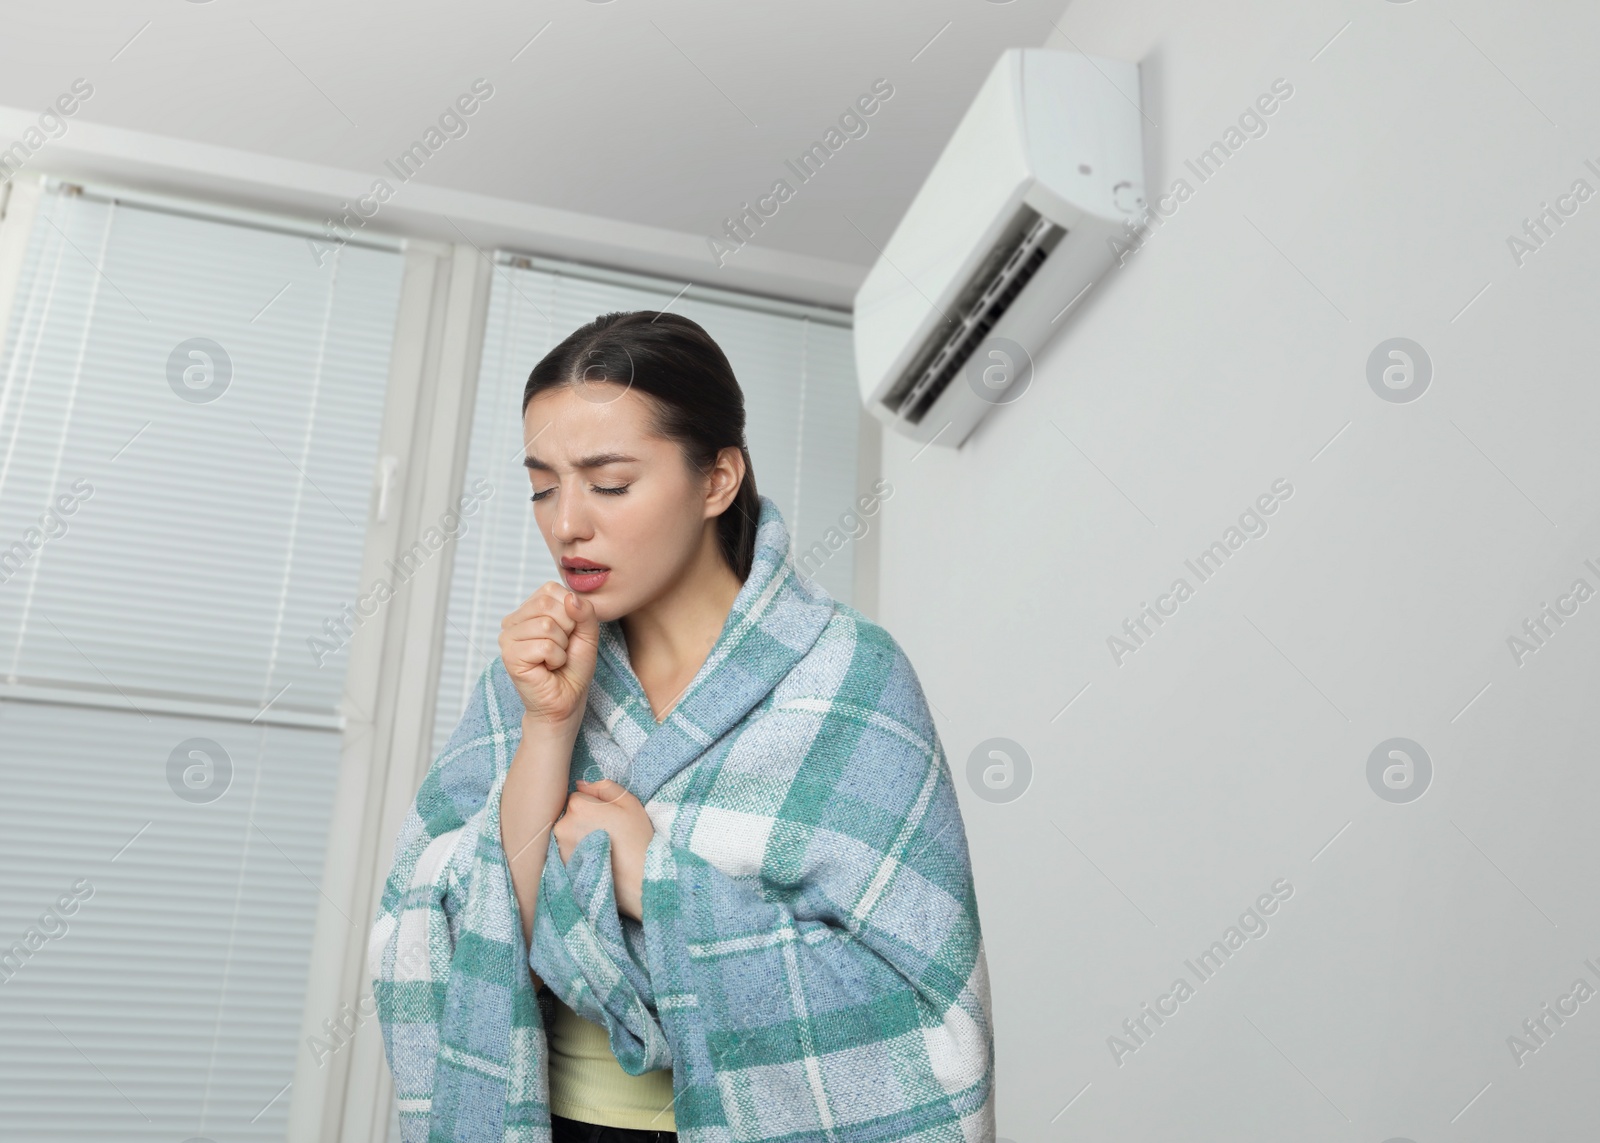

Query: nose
[{"left": 550, "top": 475, "right": 593, "bottom": 545}]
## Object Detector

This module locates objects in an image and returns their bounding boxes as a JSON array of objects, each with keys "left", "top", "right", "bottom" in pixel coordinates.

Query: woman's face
[{"left": 522, "top": 381, "right": 731, "bottom": 623}]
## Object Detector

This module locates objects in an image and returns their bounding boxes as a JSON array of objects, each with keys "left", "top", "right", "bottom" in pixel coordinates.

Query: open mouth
[{"left": 560, "top": 557, "right": 611, "bottom": 592}]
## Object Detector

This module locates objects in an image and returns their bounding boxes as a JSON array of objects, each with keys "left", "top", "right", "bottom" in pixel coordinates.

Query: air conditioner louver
[{"left": 885, "top": 208, "right": 1065, "bottom": 423}]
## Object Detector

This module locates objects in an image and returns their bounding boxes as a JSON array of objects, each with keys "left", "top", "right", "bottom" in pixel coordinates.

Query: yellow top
[{"left": 546, "top": 989, "right": 676, "bottom": 1131}]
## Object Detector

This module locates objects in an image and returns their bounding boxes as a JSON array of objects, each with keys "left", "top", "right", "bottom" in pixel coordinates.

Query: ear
[{"left": 704, "top": 445, "right": 745, "bottom": 518}]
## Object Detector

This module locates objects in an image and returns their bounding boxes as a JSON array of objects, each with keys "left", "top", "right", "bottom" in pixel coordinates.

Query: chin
[
  {"left": 577, "top": 588, "right": 630, "bottom": 624},
  {"left": 587, "top": 598, "right": 625, "bottom": 623}
]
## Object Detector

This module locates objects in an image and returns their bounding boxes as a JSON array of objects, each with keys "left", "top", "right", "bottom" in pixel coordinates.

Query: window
[
  {"left": 0, "top": 182, "right": 404, "bottom": 1140},
  {"left": 0, "top": 180, "right": 874, "bottom": 1143},
  {"left": 429, "top": 254, "right": 860, "bottom": 759}
]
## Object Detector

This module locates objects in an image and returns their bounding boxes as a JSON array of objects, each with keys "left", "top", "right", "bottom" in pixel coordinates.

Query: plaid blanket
[{"left": 368, "top": 493, "right": 995, "bottom": 1142}]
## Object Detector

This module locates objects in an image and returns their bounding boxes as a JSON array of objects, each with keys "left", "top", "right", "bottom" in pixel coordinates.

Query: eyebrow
[{"left": 524, "top": 452, "right": 639, "bottom": 472}]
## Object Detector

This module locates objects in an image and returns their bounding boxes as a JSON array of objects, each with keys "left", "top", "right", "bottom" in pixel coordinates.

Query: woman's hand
[
  {"left": 499, "top": 583, "right": 601, "bottom": 737},
  {"left": 553, "top": 777, "right": 655, "bottom": 921}
]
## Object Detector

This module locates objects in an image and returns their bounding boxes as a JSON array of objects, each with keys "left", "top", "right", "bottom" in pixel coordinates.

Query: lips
[{"left": 560, "top": 556, "right": 610, "bottom": 593}]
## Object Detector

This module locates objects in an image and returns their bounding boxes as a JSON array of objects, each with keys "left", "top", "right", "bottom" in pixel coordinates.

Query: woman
[{"left": 369, "top": 310, "right": 995, "bottom": 1143}]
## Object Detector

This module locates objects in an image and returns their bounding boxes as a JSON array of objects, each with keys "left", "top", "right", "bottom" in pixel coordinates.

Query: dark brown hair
[{"left": 521, "top": 310, "right": 760, "bottom": 581}]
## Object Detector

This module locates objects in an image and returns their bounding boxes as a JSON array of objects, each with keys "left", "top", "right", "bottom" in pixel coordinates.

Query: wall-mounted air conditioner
[{"left": 852, "top": 48, "right": 1145, "bottom": 447}]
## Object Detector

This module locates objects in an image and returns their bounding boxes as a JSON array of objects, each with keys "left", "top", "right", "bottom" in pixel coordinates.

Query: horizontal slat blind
[
  {"left": 0, "top": 190, "right": 402, "bottom": 718},
  {"left": 0, "top": 185, "right": 403, "bottom": 1141},
  {"left": 0, "top": 705, "right": 345, "bottom": 1137},
  {"left": 429, "top": 259, "right": 859, "bottom": 759}
]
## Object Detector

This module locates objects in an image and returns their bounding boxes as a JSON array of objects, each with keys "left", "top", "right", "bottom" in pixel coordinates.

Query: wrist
[
  {"left": 507, "top": 715, "right": 578, "bottom": 800},
  {"left": 520, "top": 708, "right": 581, "bottom": 745}
]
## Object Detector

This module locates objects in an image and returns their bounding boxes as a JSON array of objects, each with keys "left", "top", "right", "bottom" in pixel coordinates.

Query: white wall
[{"left": 875, "top": 1, "right": 1600, "bottom": 1139}]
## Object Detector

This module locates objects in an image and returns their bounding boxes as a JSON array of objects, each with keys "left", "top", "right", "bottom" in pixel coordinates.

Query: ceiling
[{"left": 0, "top": 0, "right": 1072, "bottom": 304}]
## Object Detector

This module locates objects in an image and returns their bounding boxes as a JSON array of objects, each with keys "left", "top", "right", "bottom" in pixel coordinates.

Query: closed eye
[{"left": 530, "top": 483, "right": 630, "bottom": 503}]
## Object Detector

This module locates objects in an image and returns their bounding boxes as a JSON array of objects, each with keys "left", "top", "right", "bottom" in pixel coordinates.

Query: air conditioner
[{"left": 852, "top": 48, "right": 1146, "bottom": 447}]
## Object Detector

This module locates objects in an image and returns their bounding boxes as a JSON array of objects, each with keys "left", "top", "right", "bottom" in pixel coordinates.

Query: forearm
[{"left": 498, "top": 714, "right": 575, "bottom": 968}]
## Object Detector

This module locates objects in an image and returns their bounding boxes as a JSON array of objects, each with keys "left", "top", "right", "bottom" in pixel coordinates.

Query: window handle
[{"left": 376, "top": 456, "right": 400, "bottom": 523}]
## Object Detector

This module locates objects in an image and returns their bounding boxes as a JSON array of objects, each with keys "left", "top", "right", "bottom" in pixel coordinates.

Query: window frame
[{"left": 288, "top": 242, "right": 495, "bottom": 1143}]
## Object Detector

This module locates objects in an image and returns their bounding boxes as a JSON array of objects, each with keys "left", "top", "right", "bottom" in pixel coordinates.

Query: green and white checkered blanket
[{"left": 369, "top": 494, "right": 995, "bottom": 1142}]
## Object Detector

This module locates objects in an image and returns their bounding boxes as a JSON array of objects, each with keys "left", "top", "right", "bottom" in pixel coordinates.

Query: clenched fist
[
  {"left": 554, "top": 777, "right": 654, "bottom": 921},
  {"left": 499, "top": 582, "right": 601, "bottom": 735}
]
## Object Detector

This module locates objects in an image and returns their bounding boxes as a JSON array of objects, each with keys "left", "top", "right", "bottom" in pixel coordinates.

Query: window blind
[
  {"left": 428, "top": 256, "right": 859, "bottom": 761},
  {"left": 0, "top": 184, "right": 403, "bottom": 1140}
]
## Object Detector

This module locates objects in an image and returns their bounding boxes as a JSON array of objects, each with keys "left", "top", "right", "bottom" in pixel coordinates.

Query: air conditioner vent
[{"left": 883, "top": 207, "right": 1065, "bottom": 424}]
